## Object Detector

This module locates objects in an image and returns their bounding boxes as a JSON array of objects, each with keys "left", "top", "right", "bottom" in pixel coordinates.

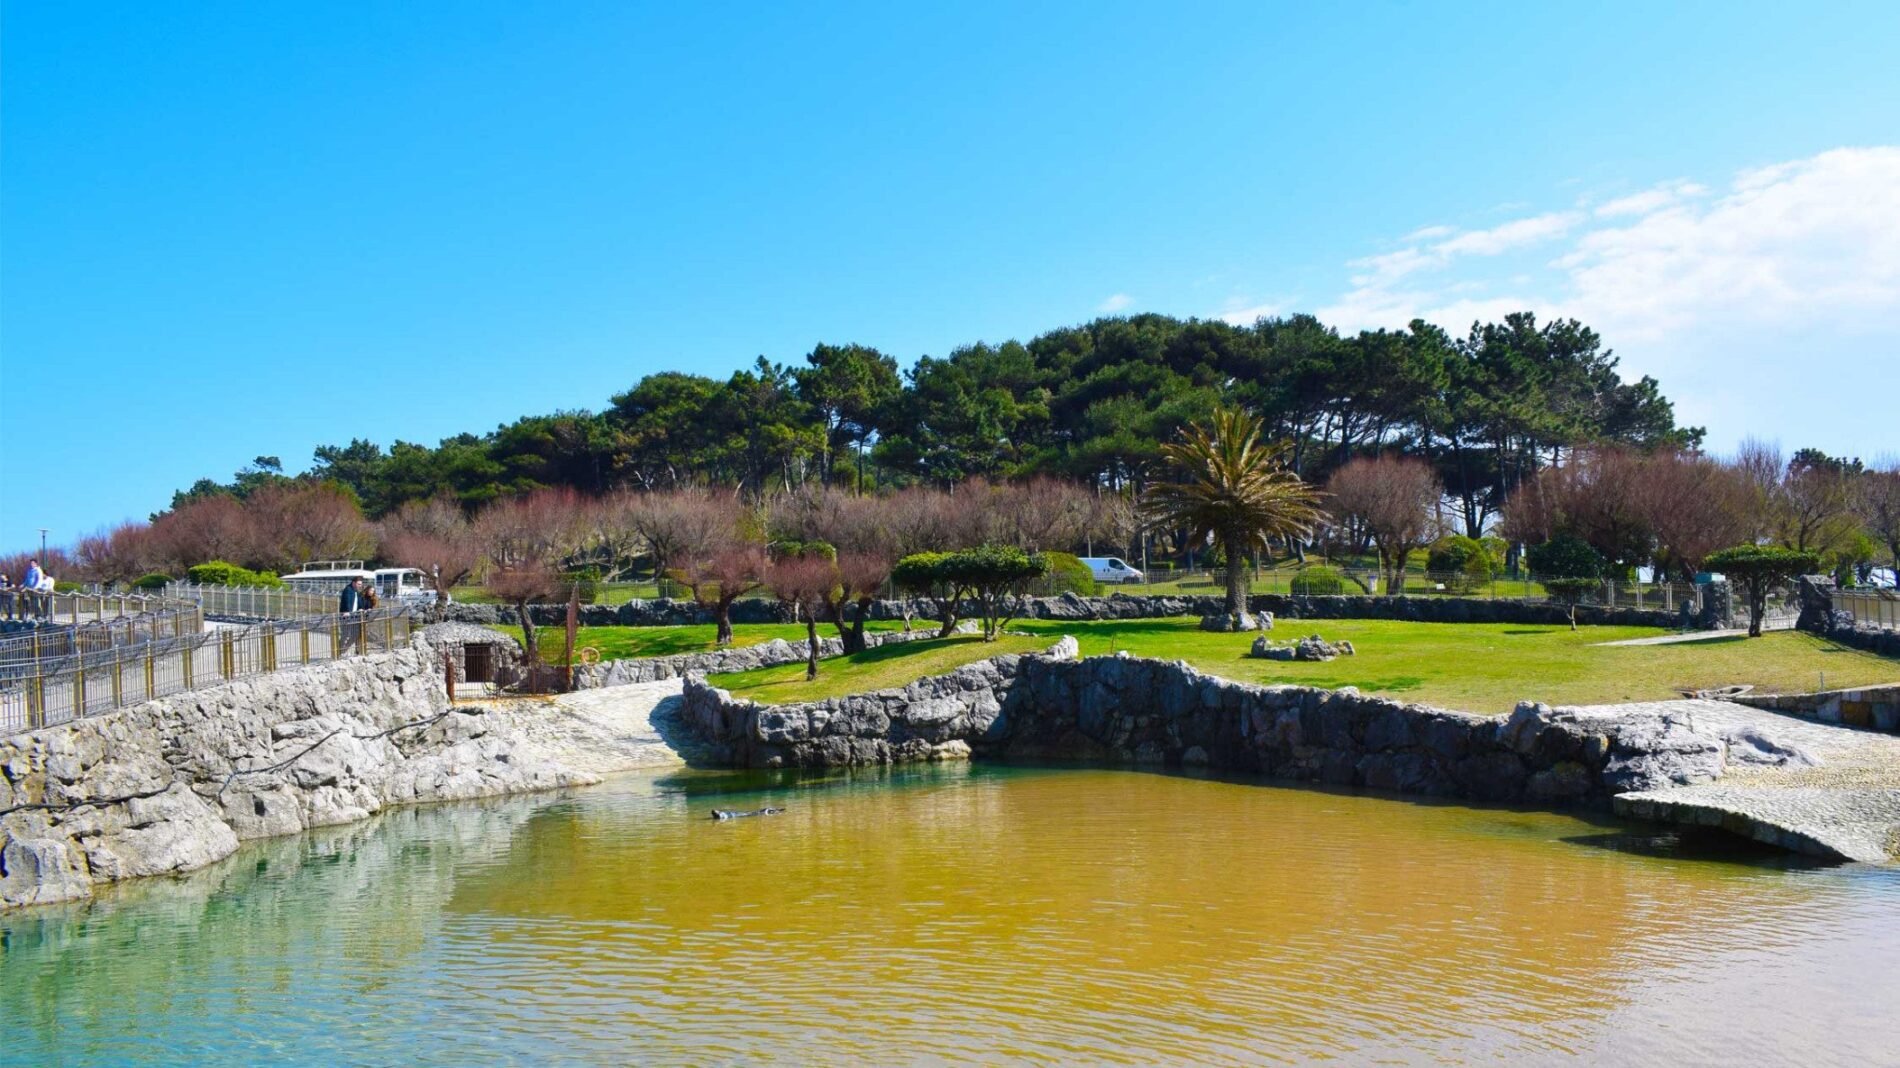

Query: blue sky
[{"left": 5, "top": 1, "right": 1899, "bottom": 552}]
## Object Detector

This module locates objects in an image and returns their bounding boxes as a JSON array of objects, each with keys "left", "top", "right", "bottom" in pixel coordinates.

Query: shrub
[
  {"left": 1040, "top": 552, "right": 1101, "bottom": 597},
  {"left": 131, "top": 573, "right": 172, "bottom": 590},
  {"left": 1528, "top": 535, "right": 1605, "bottom": 630},
  {"left": 1289, "top": 565, "right": 1345, "bottom": 596},
  {"left": 1706, "top": 544, "right": 1822, "bottom": 637},
  {"left": 562, "top": 567, "right": 600, "bottom": 605},
  {"left": 186, "top": 560, "right": 285, "bottom": 588},
  {"left": 1427, "top": 535, "right": 1500, "bottom": 592}
]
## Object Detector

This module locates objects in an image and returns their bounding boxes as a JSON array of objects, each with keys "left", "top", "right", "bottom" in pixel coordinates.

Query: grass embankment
[
  {"left": 709, "top": 633, "right": 1048, "bottom": 703},
  {"left": 688, "top": 618, "right": 1900, "bottom": 715},
  {"left": 485, "top": 621, "right": 906, "bottom": 661},
  {"left": 1015, "top": 619, "right": 1900, "bottom": 713}
]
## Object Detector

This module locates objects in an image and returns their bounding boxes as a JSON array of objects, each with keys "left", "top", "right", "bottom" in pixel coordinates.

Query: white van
[
  {"left": 1079, "top": 557, "right": 1145, "bottom": 585},
  {"left": 282, "top": 560, "right": 446, "bottom": 610}
]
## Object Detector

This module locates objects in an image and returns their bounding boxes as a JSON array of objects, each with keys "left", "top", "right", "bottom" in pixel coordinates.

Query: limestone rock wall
[
  {"left": 679, "top": 646, "right": 1739, "bottom": 808},
  {"left": 1, "top": 644, "right": 593, "bottom": 910}
]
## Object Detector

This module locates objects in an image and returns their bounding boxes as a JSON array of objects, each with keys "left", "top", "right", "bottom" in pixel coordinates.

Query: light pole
[{"left": 39, "top": 528, "right": 48, "bottom": 563}]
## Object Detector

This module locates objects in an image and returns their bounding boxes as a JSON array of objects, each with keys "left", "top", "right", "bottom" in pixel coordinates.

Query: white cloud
[
  {"left": 1316, "top": 146, "right": 1900, "bottom": 344},
  {"left": 1593, "top": 180, "right": 1709, "bottom": 218},
  {"left": 1562, "top": 147, "right": 1900, "bottom": 341},
  {"left": 1097, "top": 293, "right": 1133, "bottom": 313},
  {"left": 1434, "top": 211, "right": 1583, "bottom": 257},
  {"left": 1300, "top": 146, "right": 1900, "bottom": 453},
  {"left": 1218, "top": 301, "right": 1281, "bottom": 326}
]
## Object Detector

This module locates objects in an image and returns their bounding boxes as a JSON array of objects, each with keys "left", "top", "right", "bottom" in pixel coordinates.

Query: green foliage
[
  {"left": 186, "top": 560, "right": 285, "bottom": 588},
  {"left": 1527, "top": 535, "right": 1604, "bottom": 581},
  {"left": 562, "top": 567, "right": 601, "bottom": 605},
  {"left": 131, "top": 573, "right": 172, "bottom": 590},
  {"left": 1040, "top": 552, "right": 1101, "bottom": 597},
  {"left": 164, "top": 311, "right": 1698, "bottom": 524},
  {"left": 1704, "top": 544, "right": 1821, "bottom": 580},
  {"left": 1427, "top": 535, "right": 1502, "bottom": 592},
  {"left": 1289, "top": 565, "right": 1346, "bottom": 595},
  {"left": 771, "top": 539, "right": 836, "bottom": 562},
  {"left": 894, "top": 546, "right": 1049, "bottom": 639}
]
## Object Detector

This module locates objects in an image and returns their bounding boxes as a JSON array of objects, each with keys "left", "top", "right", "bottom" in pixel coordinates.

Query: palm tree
[{"left": 1142, "top": 408, "right": 1324, "bottom": 623}]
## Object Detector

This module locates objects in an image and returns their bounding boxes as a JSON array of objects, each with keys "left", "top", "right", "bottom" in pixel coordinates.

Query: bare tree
[
  {"left": 474, "top": 489, "right": 586, "bottom": 663},
  {"left": 772, "top": 486, "right": 895, "bottom": 651},
  {"left": 667, "top": 492, "right": 766, "bottom": 645},
  {"left": 767, "top": 552, "right": 839, "bottom": 680},
  {"left": 150, "top": 495, "right": 250, "bottom": 570},
  {"left": 246, "top": 481, "right": 376, "bottom": 572},
  {"left": 1857, "top": 459, "right": 1900, "bottom": 578},
  {"left": 1502, "top": 449, "right": 1653, "bottom": 574},
  {"left": 1630, "top": 451, "right": 1755, "bottom": 581},
  {"left": 379, "top": 494, "right": 481, "bottom": 616},
  {"left": 1327, "top": 455, "right": 1442, "bottom": 594}
]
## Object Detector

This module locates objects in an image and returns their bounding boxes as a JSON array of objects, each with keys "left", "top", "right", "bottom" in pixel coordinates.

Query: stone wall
[
  {"left": 448, "top": 590, "right": 1686, "bottom": 631},
  {"left": 0, "top": 641, "right": 592, "bottom": 910},
  {"left": 679, "top": 645, "right": 1747, "bottom": 809},
  {"left": 1794, "top": 575, "right": 1900, "bottom": 658},
  {"left": 1732, "top": 684, "right": 1900, "bottom": 733},
  {"left": 569, "top": 627, "right": 946, "bottom": 688}
]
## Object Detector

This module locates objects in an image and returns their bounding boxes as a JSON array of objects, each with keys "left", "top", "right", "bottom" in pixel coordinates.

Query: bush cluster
[
  {"left": 186, "top": 560, "right": 285, "bottom": 588},
  {"left": 1289, "top": 565, "right": 1346, "bottom": 596}
]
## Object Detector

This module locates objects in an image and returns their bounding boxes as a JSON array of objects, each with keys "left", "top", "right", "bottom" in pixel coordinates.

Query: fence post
[
  {"left": 113, "top": 647, "right": 124, "bottom": 708},
  {"left": 301, "top": 621, "right": 311, "bottom": 663},
  {"left": 145, "top": 646, "right": 157, "bottom": 702},
  {"left": 221, "top": 631, "right": 235, "bottom": 678},
  {"left": 182, "top": 637, "right": 194, "bottom": 689},
  {"left": 30, "top": 675, "right": 45, "bottom": 729},
  {"left": 74, "top": 663, "right": 85, "bottom": 719}
]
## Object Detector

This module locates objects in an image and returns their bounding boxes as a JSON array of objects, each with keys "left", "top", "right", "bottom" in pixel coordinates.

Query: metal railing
[
  {"left": 1836, "top": 588, "right": 1900, "bottom": 630},
  {"left": 0, "top": 589, "right": 187, "bottom": 628},
  {"left": 163, "top": 581, "right": 337, "bottom": 620},
  {"left": 0, "top": 606, "right": 417, "bottom": 736},
  {"left": 0, "top": 603, "right": 205, "bottom": 668}
]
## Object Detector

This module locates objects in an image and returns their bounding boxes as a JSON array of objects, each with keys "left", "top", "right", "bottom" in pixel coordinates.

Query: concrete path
[
  {"left": 1590, "top": 698, "right": 1900, "bottom": 863},
  {"left": 1594, "top": 629, "right": 1750, "bottom": 646},
  {"left": 488, "top": 679, "right": 699, "bottom": 776}
]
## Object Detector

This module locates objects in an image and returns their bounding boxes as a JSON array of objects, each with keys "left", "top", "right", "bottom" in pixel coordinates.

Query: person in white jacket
[{"left": 34, "top": 569, "right": 56, "bottom": 620}]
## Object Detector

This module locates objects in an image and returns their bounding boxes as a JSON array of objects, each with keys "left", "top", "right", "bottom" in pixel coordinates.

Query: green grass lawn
[
  {"left": 485, "top": 621, "right": 906, "bottom": 661},
  {"left": 709, "top": 633, "right": 1050, "bottom": 703},
  {"left": 1015, "top": 619, "right": 1900, "bottom": 714},
  {"left": 697, "top": 616, "right": 1899, "bottom": 714}
]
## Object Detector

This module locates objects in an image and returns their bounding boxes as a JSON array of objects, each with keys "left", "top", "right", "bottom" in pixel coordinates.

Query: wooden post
[
  {"left": 222, "top": 631, "right": 235, "bottom": 678},
  {"left": 112, "top": 648, "right": 124, "bottom": 708},
  {"left": 182, "top": 637, "right": 194, "bottom": 689},
  {"left": 445, "top": 649, "right": 456, "bottom": 702},
  {"left": 145, "top": 647, "right": 156, "bottom": 701},
  {"left": 301, "top": 621, "right": 311, "bottom": 663}
]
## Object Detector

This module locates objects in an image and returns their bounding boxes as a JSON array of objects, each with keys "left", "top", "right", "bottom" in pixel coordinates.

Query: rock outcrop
[
  {"left": 1, "top": 642, "right": 593, "bottom": 910},
  {"left": 679, "top": 646, "right": 1780, "bottom": 810}
]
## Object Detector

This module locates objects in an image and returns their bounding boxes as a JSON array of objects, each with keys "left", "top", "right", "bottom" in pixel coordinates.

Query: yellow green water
[{"left": 4, "top": 765, "right": 1897, "bottom": 1065}]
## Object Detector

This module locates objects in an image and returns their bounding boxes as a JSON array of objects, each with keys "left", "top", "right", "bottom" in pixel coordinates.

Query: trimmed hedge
[
  {"left": 1289, "top": 565, "right": 1346, "bottom": 596},
  {"left": 1041, "top": 552, "right": 1101, "bottom": 597},
  {"left": 186, "top": 560, "right": 285, "bottom": 588}
]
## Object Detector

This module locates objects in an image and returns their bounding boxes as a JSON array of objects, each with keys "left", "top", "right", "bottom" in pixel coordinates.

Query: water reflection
[{"left": 4, "top": 765, "right": 1897, "bottom": 1065}]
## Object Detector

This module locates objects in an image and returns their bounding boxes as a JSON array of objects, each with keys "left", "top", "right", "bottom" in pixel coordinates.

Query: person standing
[
  {"left": 337, "top": 577, "right": 366, "bottom": 654},
  {"left": 34, "top": 568, "right": 55, "bottom": 620},
  {"left": 0, "top": 569, "right": 14, "bottom": 621},
  {"left": 21, "top": 559, "right": 45, "bottom": 621}
]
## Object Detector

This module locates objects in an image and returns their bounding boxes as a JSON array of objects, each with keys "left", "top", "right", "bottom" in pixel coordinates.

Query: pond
[{"left": 4, "top": 765, "right": 1897, "bottom": 1065}]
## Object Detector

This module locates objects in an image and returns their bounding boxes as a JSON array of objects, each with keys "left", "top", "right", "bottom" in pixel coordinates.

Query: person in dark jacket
[{"left": 338, "top": 578, "right": 367, "bottom": 653}]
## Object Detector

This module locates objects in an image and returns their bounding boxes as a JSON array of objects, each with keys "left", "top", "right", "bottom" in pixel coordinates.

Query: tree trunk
[
  {"left": 805, "top": 618, "right": 820, "bottom": 679},
  {"left": 714, "top": 600, "right": 734, "bottom": 646},
  {"left": 515, "top": 600, "right": 540, "bottom": 664},
  {"left": 842, "top": 598, "right": 871, "bottom": 653},
  {"left": 1223, "top": 535, "right": 1247, "bottom": 618}
]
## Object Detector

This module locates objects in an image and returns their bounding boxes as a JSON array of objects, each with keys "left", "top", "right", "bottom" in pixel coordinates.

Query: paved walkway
[
  {"left": 487, "top": 679, "right": 699, "bottom": 776},
  {"left": 1590, "top": 698, "right": 1900, "bottom": 863}
]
